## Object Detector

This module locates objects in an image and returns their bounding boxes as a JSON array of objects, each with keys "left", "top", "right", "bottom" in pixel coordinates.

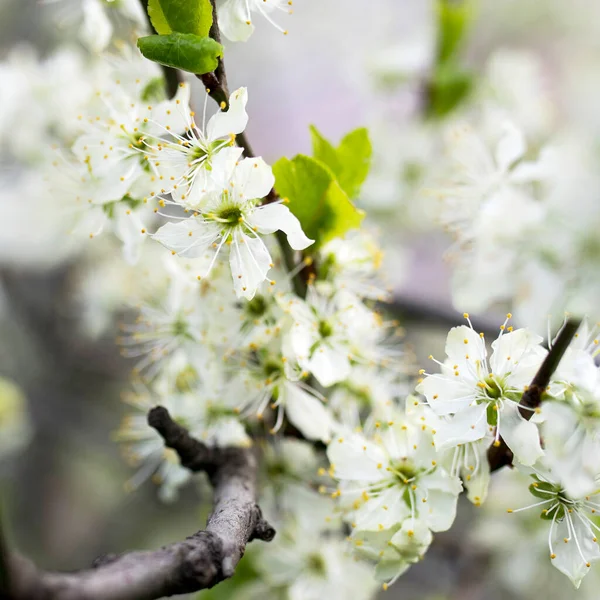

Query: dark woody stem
[{"left": 488, "top": 317, "right": 581, "bottom": 472}]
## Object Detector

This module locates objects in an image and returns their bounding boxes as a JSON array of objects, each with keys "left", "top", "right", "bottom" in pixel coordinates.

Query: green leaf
[
  {"left": 137, "top": 34, "right": 223, "bottom": 75},
  {"left": 436, "top": 0, "right": 475, "bottom": 64},
  {"left": 147, "top": 0, "right": 213, "bottom": 37},
  {"left": 427, "top": 64, "right": 473, "bottom": 118},
  {"left": 273, "top": 155, "right": 365, "bottom": 249},
  {"left": 147, "top": 0, "right": 171, "bottom": 34},
  {"left": 309, "top": 126, "right": 340, "bottom": 173},
  {"left": 309, "top": 126, "right": 372, "bottom": 199}
]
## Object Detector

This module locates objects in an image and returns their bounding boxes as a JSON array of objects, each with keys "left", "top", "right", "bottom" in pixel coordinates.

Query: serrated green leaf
[
  {"left": 309, "top": 126, "right": 372, "bottom": 199},
  {"left": 137, "top": 33, "right": 223, "bottom": 75},
  {"left": 147, "top": 0, "right": 171, "bottom": 34},
  {"left": 273, "top": 155, "right": 364, "bottom": 249}
]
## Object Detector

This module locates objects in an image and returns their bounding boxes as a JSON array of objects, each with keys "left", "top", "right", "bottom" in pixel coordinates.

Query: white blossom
[
  {"left": 149, "top": 87, "right": 249, "bottom": 209},
  {"left": 281, "top": 289, "right": 390, "bottom": 388},
  {"left": 417, "top": 315, "right": 546, "bottom": 466},
  {"left": 327, "top": 409, "right": 462, "bottom": 536},
  {"left": 153, "top": 157, "right": 312, "bottom": 299},
  {"left": 507, "top": 466, "right": 600, "bottom": 588}
]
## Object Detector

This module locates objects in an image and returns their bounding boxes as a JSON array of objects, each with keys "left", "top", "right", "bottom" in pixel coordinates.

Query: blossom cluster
[{"left": 4, "top": 0, "right": 600, "bottom": 598}]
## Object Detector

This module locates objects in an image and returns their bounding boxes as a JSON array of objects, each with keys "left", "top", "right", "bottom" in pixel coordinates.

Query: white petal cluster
[
  {"left": 325, "top": 404, "right": 462, "bottom": 586},
  {"left": 418, "top": 315, "right": 546, "bottom": 467},
  {"left": 11, "top": 2, "right": 600, "bottom": 597},
  {"left": 418, "top": 316, "right": 600, "bottom": 587}
]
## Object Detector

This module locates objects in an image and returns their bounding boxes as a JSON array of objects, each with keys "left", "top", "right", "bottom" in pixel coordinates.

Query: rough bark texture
[{"left": 4, "top": 407, "right": 275, "bottom": 600}]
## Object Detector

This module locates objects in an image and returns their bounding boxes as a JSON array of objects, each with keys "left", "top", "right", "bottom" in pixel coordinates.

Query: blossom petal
[
  {"left": 149, "top": 83, "right": 192, "bottom": 137},
  {"left": 495, "top": 120, "right": 526, "bottom": 172},
  {"left": 217, "top": 0, "right": 255, "bottom": 42},
  {"left": 229, "top": 231, "right": 272, "bottom": 299},
  {"left": 417, "top": 375, "right": 476, "bottom": 416},
  {"left": 355, "top": 486, "right": 410, "bottom": 531},
  {"left": 284, "top": 383, "right": 333, "bottom": 443},
  {"left": 445, "top": 325, "right": 487, "bottom": 368},
  {"left": 152, "top": 219, "right": 220, "bottom": 259},
  {"left": 232, "top": 157, "right": 275, "bottom": 201},
  {"left": 247, "top": 203, "right": 314, "bottom": 250},
  {"left": 308, "top": 344, "right": 351, "bottom": 387},
  {"left": 326, "top": 432, "right": 386, "bottom": 482},
  {"left": 489, "top": 328, "right": 544, "bottom": 380},
  {"left": 499, "top": 401, "right": 543, "bottom": 466},
  {"left": 433, "top": 403, "right": 488, "bottom": 451},
  {"left": 419, "top": 488, "right": 459, "bottom": 532},
  {"left": 206, "top": 87, "right": 249, "bottom": 141},
  {"left": 113, "top": 204, "right": 145, "bottom": 265},
  {"left": 461, "top": 442, "right": 491, "bottom": 505},
  {"left": 80, "top": 0, "right": 113, "bottom": 52},
  {"left": 551, "top": 516, "right": 600, "bottom": 588}
]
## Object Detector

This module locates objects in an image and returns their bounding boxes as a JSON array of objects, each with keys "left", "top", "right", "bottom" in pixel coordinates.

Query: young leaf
[
  {"left": 273, "top": 155, "right": 365, "bottom": 249},
  {"left": 146, "top": 0, "right": 213, "bottom": 37},
  {"left": 147, "top": 0, "right": 171, "bottom": 35},
  {"left": 137, "top": 34, "right": 223, "bottom": 75},
  {"left": 427, "top": 64, "right": 473, "bottom": 118},
  {"left": 436, "top": 0, "right": 475, "bottom": 64},
  {"left": 310, "top": 126, "right": 372, "bottom": 199}
]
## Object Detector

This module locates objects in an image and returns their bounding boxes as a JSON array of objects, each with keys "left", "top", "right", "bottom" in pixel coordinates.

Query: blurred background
[{"left": 1, "top": 0, "right": 599, "bottom": 598}]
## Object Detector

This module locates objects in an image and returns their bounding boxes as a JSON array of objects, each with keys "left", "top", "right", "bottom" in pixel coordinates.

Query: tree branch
[
  {"left": 488, "top": 317, "right": 581, "bottom": 472},
  {"left": 5, "top": 407, "right": 274, "bottom": 600}
]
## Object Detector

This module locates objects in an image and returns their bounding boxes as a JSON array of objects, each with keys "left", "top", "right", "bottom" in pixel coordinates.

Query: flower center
[
  {"left": 246, "top": 295, "right": 268, "bottom": 318},
  {"left": 389, "top": 460, "right": 419, "bottom": 484},
  {"left": 481, "top": 376, "right": 503, "bottom": 399},
  {"left": 175, "top": 365, "right": 199, "bottom": 392},
  {"left": 306, "top": 553, "right": 327, "bottom": 576},
  {"left": 263, "top": 359, "right": 283, "bottom": 380},
  {"left": 318, "top": 320, "right": 333, "bottom": 339},
  {"left": 172, "top": 316, "right": 190, "bottom": 338},
  {"left": 529, "top": 480, "right": 571, "bottom": 521},
  {"left": 216, "top": 205, "right": 244, "bottom": 224}
]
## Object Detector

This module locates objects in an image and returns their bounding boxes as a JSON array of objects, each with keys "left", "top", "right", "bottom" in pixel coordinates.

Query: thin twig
[
  {"left": 488, "top": 317, "right": 581, "bottom": 471},
  {"left": 5, "top": 407, "right": 274, "bottom": 600}
]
